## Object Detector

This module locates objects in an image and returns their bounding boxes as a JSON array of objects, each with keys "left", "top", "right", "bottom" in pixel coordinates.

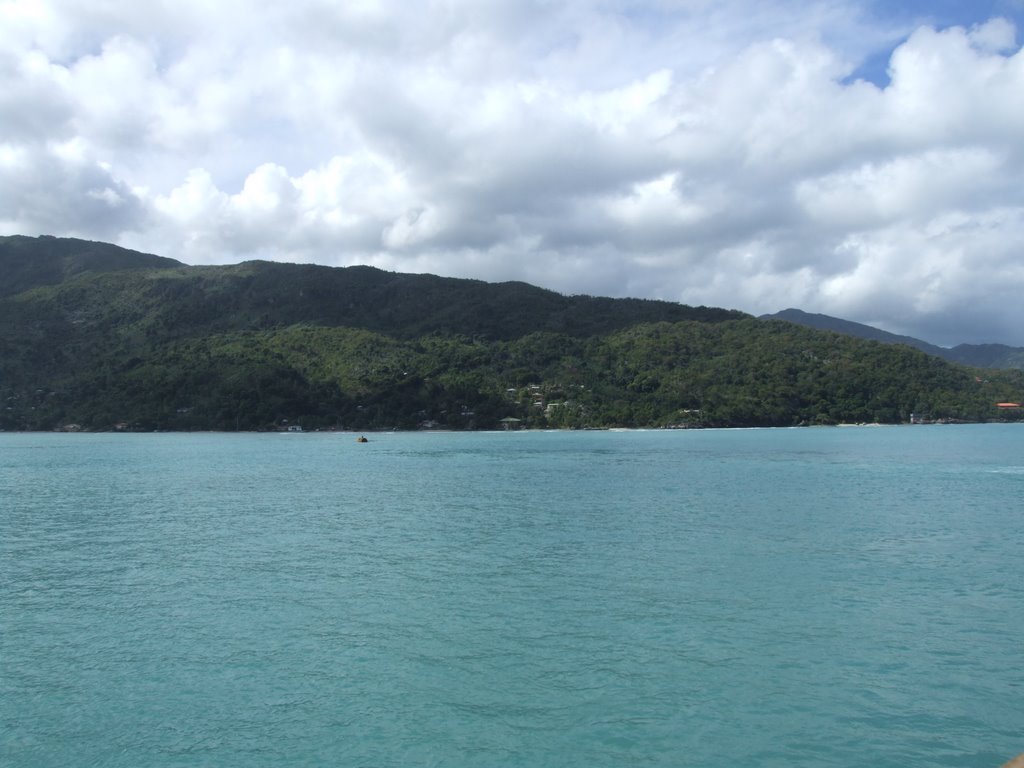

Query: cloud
[
  {"left": 0, "top": 138, "right": 146, "bottom": 237},
  {"left": 2, "top": 1, "right": 1024, "bottom": 345}
]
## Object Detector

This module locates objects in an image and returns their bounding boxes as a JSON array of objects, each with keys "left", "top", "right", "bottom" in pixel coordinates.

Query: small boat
[{"left": 356, "top": 436, "right": 368, "bottom": 443}]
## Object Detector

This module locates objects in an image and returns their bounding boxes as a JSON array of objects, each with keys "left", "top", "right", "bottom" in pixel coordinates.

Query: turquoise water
[{"left": 2, "top": 426, "right": 1023, "bottom": 767}]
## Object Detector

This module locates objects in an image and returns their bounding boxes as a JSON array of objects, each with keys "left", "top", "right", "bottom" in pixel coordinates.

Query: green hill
[
  {"left": 2, "top": 235, "right": 1021, "bottom": 431},
  {"left": 761, "top": 308, "right": 1024, "bottom": 370},
  {"left": 0, "top": 234, "right": 182, "bottom": 298}
]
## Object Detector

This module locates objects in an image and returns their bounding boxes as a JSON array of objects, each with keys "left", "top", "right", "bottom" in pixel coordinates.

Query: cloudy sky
[{"left": 2, "top": 0, "right": 1024, "bottom": 346}]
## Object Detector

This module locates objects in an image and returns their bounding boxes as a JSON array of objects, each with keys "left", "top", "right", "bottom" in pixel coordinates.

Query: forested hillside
[
  {"left": 2, "top": 235, "right": 1022, "bottom": 431},
  {"left": 762, "top": 308, "right": 1024, "bottom": 370}
]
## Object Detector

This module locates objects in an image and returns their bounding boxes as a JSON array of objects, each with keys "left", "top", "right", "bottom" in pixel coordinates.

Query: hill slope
[
  {"left": 761, "top": 308, "right": 1024, "bottom": 370},
  {"left": 0, "top": 235, "right": 182, "bottom": 298},
  {"left": 2, "top": 236, "right": 1022, "bottom": 431}
]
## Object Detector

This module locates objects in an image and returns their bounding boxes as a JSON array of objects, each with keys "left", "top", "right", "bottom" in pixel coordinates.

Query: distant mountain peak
[{"left": 760, "top": 308, "right": 1024, "bottom": 370}]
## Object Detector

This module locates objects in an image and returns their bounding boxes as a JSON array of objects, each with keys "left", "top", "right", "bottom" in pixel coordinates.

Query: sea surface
[{"left": 2, "top": 425, "right": 1023, "bottom": 767}]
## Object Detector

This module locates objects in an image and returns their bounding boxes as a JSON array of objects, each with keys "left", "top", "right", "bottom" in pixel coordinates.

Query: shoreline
[{"left": 4, "top": 420, "right": 1021, "bottom": 435}]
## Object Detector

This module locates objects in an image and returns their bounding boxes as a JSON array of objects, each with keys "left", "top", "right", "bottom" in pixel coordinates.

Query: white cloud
[
  {"left": 2, "top": 0, "right": 1024, "bottom": 344},
  {"left": 816, "top": 208, "right": 1024, "bottom": 343},
  {"left": 795, "top": 148, "right": 1008, "bottom": 229}
]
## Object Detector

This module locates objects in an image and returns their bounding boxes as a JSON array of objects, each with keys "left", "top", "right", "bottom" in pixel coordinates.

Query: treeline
[
  {"left": 3, "top": 321, "right": 1022, "bottom": 432},
  {"left": 1, "top": 235, "right": 1022, "bottom": 431}
]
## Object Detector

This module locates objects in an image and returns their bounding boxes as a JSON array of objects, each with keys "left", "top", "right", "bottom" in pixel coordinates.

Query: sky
[{"left": 2, "top": 0, "right": 1024, "bottom": 347}]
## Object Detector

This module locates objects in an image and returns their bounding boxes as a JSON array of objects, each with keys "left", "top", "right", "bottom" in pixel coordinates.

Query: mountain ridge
[
  {"left": 760, "top": 308, "right": 1024, "bottom": 370},
  {"left": 0, "top": 234, "right": 182, "bottom": 298},
  {"left": 2, "top": 235, "right": 743, "bottom": 340},
  {"left": 2, "top": 235, "right": 1022, "bottom": 431}
]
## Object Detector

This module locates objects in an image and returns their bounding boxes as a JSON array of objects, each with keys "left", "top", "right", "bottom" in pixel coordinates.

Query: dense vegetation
[
  {"left": 763, "top": 308, "right": 1024, "bottom": 370},
  {"left": 2, "top": 235, "right": 1022, "bottom": 431}
]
